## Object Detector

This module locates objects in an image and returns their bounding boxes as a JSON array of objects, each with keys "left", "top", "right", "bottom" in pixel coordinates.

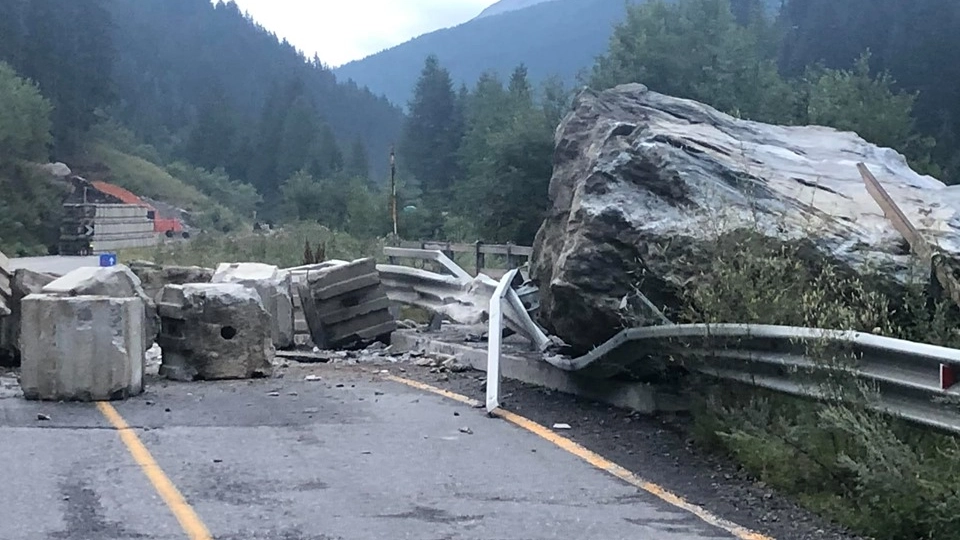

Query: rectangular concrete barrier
[{"left": 19, "top": 295, "right": 145, "bottom": 401}]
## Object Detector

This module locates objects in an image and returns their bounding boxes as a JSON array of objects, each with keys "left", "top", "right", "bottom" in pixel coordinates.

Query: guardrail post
[
  {"left": 475, "top": 241, "right": 485, "bottom": 277},
  {"left": 487, "top": 269, "right": 519, "bottom": 413},
  {"left": 505, "top": 243, "right": 514, "bottom": 269}
]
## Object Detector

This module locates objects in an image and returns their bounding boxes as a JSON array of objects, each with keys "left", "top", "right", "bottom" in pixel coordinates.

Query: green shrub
[{"left": 680, "top": 230, "right": 960, "bottom": 539}]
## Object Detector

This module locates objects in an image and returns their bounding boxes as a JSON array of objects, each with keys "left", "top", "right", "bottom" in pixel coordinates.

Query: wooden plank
[
  {"left": 859, "top": 164, "right": 928, "bottom": 258},
  {"left": 858, "top": 162, "right": 960, "bottom": 308}
]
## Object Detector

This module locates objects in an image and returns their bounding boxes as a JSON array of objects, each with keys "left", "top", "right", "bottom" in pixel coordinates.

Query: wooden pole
[{"left": 390, "top": 147, "right": 398, "bottom": 237}]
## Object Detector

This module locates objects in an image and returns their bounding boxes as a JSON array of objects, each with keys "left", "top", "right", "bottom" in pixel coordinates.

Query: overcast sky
[{"left": 228, "top": 0, "right": 495, "bottom": 67}]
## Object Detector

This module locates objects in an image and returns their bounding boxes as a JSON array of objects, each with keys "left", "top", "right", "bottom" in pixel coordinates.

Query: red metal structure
[{"left": 89, "top": 181, "right": 184, "bottom": 235}]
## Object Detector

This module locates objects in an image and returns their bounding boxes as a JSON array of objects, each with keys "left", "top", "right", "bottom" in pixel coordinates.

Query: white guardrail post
[{"left": 486, "top": 269, "right": 519, "bottom": 413}]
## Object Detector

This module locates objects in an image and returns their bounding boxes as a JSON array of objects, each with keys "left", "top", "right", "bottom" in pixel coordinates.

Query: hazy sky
[{"left": 229, "top": 1, "right": 495, "bottom": 67}]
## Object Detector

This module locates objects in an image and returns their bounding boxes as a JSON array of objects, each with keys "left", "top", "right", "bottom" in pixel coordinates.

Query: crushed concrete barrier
[
  {"left": 156, "top": 283, "right": 274, "bottom": 381},
  {"left": 212, "top": 262, "right": 294, "bottom": 349},
  {"left": 298, "top": 258, "right": 396, "bottom": 350},
  {"left": 19, "top": 295, "right": 145, "bottom": 401}
]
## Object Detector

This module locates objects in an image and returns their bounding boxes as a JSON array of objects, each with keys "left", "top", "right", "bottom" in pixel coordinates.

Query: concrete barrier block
[
  {"left": 42, "top": 264, "right": 159, "bottom": 352},
  {"left": 212, "top": 263, "right": 294, "bottom": 349},
  {"left": 19, "top": 295, "right": 145, "bottom": 401},
  {"left": 156, "top": 283, "right": 274, "bottom": 381}
]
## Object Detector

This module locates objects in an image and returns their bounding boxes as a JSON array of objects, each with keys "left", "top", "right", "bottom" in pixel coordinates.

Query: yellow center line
[
  {"left": 96, "top": 402, "right": 213, "bottom": 540},
  {"left": 385, "top": 374, "right": 774, "bottom": 540}
]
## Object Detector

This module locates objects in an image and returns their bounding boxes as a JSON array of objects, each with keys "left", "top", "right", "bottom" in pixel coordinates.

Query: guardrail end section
[{"left": 486, "top": 270, "right": 517, "bottom": 413}]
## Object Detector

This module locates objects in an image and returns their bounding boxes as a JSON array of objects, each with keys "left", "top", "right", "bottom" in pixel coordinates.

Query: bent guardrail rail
[
  {"left": 378, "top": 247, "right": 550, "bottom": 351},
  {"left": 536, "top": 323, "right": 960, "bottom": 434}
]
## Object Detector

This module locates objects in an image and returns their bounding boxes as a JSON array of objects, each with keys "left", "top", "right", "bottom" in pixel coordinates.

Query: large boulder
[{"left": 531, "top": 84, "right": 960, "bottom": 351}]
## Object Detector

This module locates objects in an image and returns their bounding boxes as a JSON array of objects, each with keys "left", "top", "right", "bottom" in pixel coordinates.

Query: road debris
[
  {"left": 37, "top": 413, "right": 50, "bottom": 421},
  {"left": 459, "top": 427, "right": 474, "bottom": 435},
  {"left": 552, "top": 423, "right": 572, "bottom": 430},
  {"left": 157, "top": 283, "right": 274, "bottom": 381}
]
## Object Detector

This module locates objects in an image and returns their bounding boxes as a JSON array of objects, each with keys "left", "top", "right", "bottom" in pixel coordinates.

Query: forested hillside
[
  {"left": 0, "top": 0, "right": 402, "bottom": 254},
  {"left": 0, "top": 0, "right": 957, "bottom": 258}
]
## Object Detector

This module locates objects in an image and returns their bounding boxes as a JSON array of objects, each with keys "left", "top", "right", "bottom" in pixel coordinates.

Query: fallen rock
[
  {"left": 19, "top": 295, "right": 145, "bottom": 401},
  {"left": 212, "top": 262, "right": 294, "bottom": 349},
  {"left": 156, "top": 283, "right": 274, "bottom": 381},
  {"left": 42, "top": 265, "right": 159, "bottom": 352},
  {"left": 128, "top": 261, "right": 214, "bottom": 302},
  {"left": 531, "top": 83, "right": 960, "bottom": 350}
]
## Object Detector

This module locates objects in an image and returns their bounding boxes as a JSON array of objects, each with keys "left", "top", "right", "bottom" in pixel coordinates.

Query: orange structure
[{"left": 89, "top": 181, "right": 184, "bottom": 234}]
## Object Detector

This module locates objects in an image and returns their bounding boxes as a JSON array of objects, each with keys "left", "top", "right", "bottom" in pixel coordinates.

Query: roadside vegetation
[
  {"left": 676, "top": 229, "right": 960, "bottom": 540},
  {"left": 118, "top": 222, "right": 384, "bottom": 270}
]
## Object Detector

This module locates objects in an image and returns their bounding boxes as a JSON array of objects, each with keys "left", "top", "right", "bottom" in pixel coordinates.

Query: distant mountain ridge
[
  {"left": 335, "top": 0, "right": 636, "bottom": 108},
  {"left": 474, "top": 0, "right": 559, "bottom": 19},
  {"left": 335, "top": 0, "right": 784, "bottom": 109}
]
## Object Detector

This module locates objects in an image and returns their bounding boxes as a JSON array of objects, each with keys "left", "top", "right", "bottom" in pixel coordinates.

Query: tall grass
[{"left": 119, "top": 222, "right": 385, "bottom": 269}]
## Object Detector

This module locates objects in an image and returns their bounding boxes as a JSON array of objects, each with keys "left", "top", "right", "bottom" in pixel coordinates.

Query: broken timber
[
  {"left": 858, "top": 162, "right": 960, "bottom": 307},
  {"left": 297, "top": 258, "right": 396, "bottom": 349}
]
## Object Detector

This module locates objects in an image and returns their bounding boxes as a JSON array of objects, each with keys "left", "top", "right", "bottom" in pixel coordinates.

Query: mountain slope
[
  {"left": 336, "top": 0, "right": 636, "bottom": 107},
  {"left": 106, "top": 0, "right": 402, "bottom": 182},
  {"left": 475, "top": 0, "right": 559, "bottom": 19}
]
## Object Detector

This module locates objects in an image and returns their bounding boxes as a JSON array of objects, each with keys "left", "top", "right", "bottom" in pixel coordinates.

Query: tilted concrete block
[
  {"left": 19, "top": 295, "right": 145, "bottom": 401},
  {"left": 157, "top": 283, "right": 274, "bottom": 381},
  {"left": 298, "top": 258, "right": 396, "bottom": 350},
  {"left": 212, "top": 262, "right": 294, "bottom": 349}
]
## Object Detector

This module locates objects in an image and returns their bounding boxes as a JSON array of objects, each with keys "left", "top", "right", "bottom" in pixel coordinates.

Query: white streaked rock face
[{"left": 532, "top": 83, "right": 959, "bottom": 350}]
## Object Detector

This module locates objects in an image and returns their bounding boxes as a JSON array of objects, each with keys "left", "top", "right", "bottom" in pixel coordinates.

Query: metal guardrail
[
  {"left": 486, "top": 269, "right": 518, "bottom": 413},
  {"left": 533, "top": 323, "right": 960, "bottom": 434},
  {"left": 378, "top": 248, "right": 550, "bottom": 351}
]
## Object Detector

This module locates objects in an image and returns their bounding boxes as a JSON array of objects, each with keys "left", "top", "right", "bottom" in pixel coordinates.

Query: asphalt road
[
  {"left": 0, "top": 364, "right": 742, "bottom": 540},
  {"left": 8, "top": 256, "right": 102, "bottom": 276}
]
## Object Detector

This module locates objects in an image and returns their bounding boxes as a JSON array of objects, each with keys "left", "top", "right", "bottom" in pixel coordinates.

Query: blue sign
[{"left": 99, "top": 253, "right": 117, "bottom": 267}]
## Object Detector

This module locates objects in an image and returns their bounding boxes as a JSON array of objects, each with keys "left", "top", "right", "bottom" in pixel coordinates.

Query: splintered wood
[{"left": 858, "top": 162, "right": 960, "bottom": 307}]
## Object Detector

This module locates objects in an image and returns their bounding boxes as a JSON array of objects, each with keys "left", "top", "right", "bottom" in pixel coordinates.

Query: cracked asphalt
[{"left": 0, "top": 363, "right": 745, "bottom": 540}]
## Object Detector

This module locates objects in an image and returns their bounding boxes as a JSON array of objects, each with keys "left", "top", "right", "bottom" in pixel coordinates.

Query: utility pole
[{"left": 390, "top": 146, "right": 398, "bottom": 237}]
